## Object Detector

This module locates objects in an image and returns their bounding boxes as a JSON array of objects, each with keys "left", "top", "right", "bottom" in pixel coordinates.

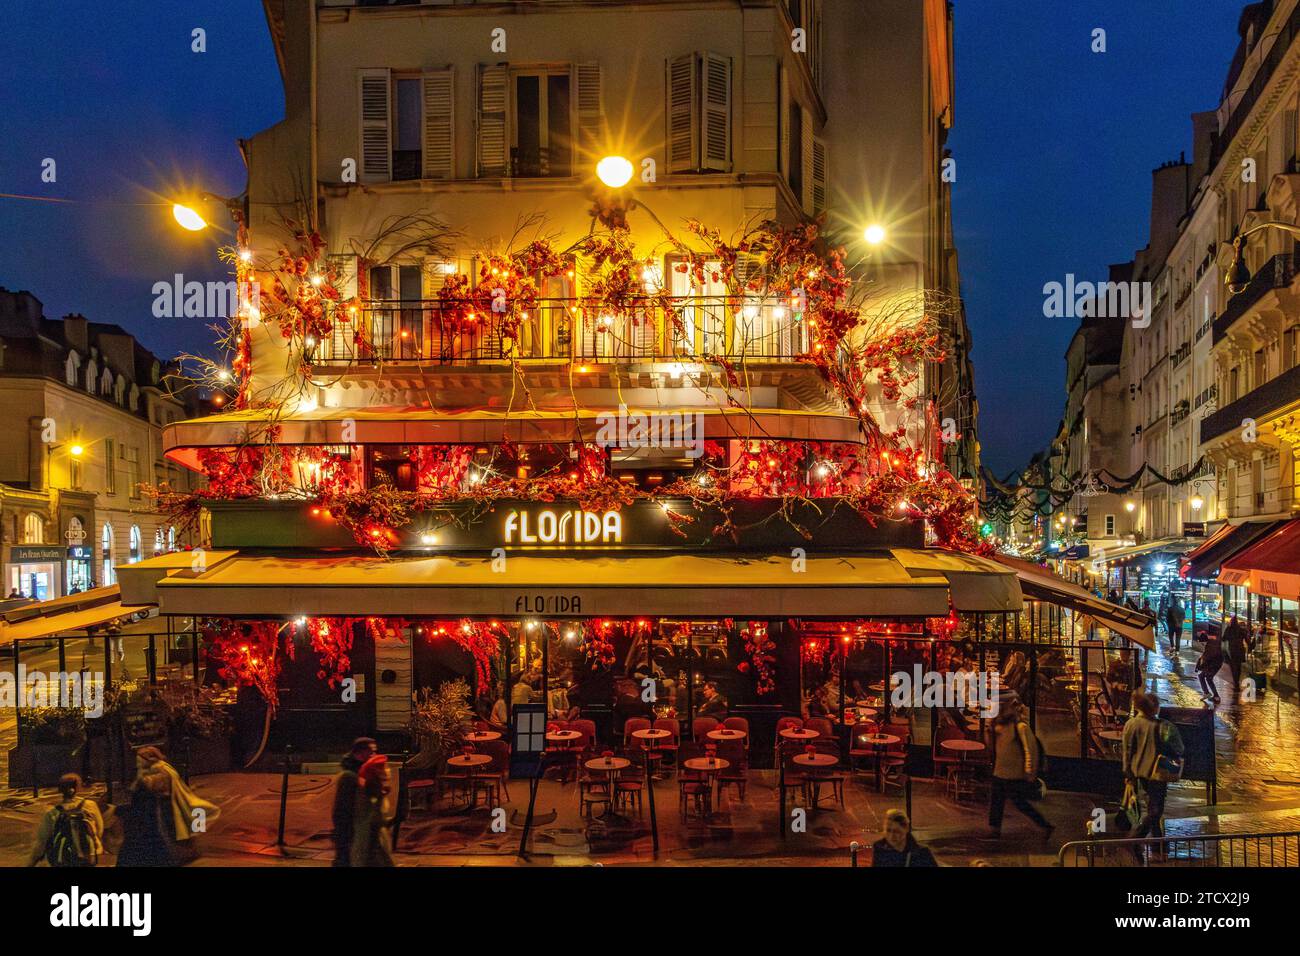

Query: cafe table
[
  {"left": 706, "top": 728, "right": 747, "bottom": 742},
  {"left": 683, "top": 756, "right": 730, "bottom": 817},
  {"left": 631, "top": 727, "right": 672, "bottom": 776},
  {"left": 445, "top": 752, "right": 493, "bottom": 812},
  {"left": 780, "top": 727, "right": 819, "bottom": 742},
  {"left": 939, "top": 738, "right": 985, "bottom": 801},
  {"left": 792, "top": 751, "right": 840, "bottom": 808},
  {"left": 584, "top": 755, "right": 632, "bottom": 820},
  {"left": 858, "top": 732, "right": 900, "bottom": 791},
  {"left": 464, "top": 730, "right": 501, "bottom": 744}
]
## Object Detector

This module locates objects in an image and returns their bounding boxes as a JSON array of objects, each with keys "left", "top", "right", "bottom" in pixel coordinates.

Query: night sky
[{"left": 0, "top": 0, "right": 1252, "bottom": 475}]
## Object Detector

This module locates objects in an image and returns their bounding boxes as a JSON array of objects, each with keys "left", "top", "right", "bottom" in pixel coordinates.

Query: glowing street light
[
  {"left": 172, "top": 203, "right": 207, "bottom": 231},
  {"left": 863, "top": 224, "right": 886, "bottom": 245},
  {"left": 596, "top": 155, "right": 634, "bottom": 189},
  {"left": 69, "top": 443, "right": 84, "bottom": 458}
]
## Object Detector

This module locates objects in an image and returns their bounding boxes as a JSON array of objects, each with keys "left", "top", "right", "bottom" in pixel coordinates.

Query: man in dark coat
[
  {"left": 1166, "top": 599, "right": 1186, "bottom": 652},
  {"left": 332, "top": 737, "right": 377, "bottom": 867},
  {"left": 1223, "top": 615, "right": 1252, "bottom": 696}
]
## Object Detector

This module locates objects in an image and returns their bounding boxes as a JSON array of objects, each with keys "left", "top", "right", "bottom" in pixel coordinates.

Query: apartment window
[
  {"left": 788, "top": 102, "right": 803, "bottom": 197},
  {"left": 1105, "top": 514, "right": 1115, "bottom": 536},
  {"left": 666, "top": 53, "right": 732, "bottom": 174},
  {"left": 358, "top": 67, "right": 455, "bottom": 183},
  {"left": 103, "top": 438, "right": 116, "bottom": 494},
  {"left": 125, "top": 445, "right": 142, "bottom": 499},
  {"left": 129, "top": 525, "right": 141, "bottom": 564},
  {"left": 1254, "top": 348, "right": 1267, "bottom": 387},
  {"left": 1229, "top": 366, "right": 1239, "bottom": 402},
  {"left": 1285, "top": 326, "right": 1299, "bottom": 369},
  {"left": 64, "top": 352, "right": 80, "bottom": 387},
  {"left": 510, "top": 71, "right": 572, "bottom": 177},
  {"left": 101, "top": 523, "right": 114, "bottom": 586},
  {"left": 366, "top": 264, "right": 423, "bottom": 358}
]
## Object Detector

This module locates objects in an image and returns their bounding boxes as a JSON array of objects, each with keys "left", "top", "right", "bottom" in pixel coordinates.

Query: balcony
[
  {"left": 1214, "top": 253, "right": 1296, "bottom": 343},
  {"left": 1200, "top": 362, "right": 1300, "bottom": 443},
  {"left": 1169, "top": 340, "right": 1191, "bottom": 368},
  {"left": 312, "top": 297, "right": 811, "bottom": 366},
  {"left": 1169, "top": 398, "right": 1191, "bottom": 428}
]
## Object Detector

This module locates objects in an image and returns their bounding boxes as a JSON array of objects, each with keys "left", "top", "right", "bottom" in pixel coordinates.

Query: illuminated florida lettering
[{"left": 504, "top": 509, "right": 623, "bottom": 545}]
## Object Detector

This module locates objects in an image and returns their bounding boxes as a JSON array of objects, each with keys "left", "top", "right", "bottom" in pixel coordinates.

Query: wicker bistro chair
[
  {"left": 577, "top": 758, "right": 613, "bottom": 818},
  {"left": 774, "top": 715, "right": 804, "bottom": 766},
  {"left": 806, "top": 738, "right": 846, "bottom": 809},
  {"left": 473, "top": 739, "right": 512, "bottom": 805},
  {"left": 614, "top": 764, "right": 645, "bottom": 815},
  {"left": 778, "top": 746, "right": 811, "bottom": 810},
  {"left": 691, "top": 717, "right": 720, "bottom": 743},
  {"left": 722, "top": 716, "right": 751, "bottom": 751}
]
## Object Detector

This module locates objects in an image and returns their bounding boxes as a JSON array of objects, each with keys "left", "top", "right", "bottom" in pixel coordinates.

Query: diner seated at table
[{"left": 696, "top": 681, "right": 728, "bottom": 718}]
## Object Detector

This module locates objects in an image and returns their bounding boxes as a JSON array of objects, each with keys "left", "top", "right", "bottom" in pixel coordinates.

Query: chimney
[{"left": 62, "top": 313, "right": 89, "bottom": 352}]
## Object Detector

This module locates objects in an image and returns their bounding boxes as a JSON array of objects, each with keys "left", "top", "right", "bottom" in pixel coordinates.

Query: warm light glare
[
  {"left": 596, "top": 155, "right": 634, "bottom": 189},
  {"left": 172, "top": 203, "right": 207, "bottom": 231},
  {"left": 69, "top": 444, "right": 84, "bottom": 458},
  {"left": 863, "top": 224, "right": 886, "bottom": 245}
]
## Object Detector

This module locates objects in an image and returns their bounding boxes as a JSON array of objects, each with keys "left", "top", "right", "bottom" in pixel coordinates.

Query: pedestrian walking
[
  {"left": 1195, "top": 633, "right": 1225, "bottom": 703},
  {"left": 116, "top": 746, "right": 220, "bottom": 866},
  {"left": 332, "top": 737, "right": 377, "bottom": 867},
  {"left": 1166, "top": 599, "right": 1185, "bottom": 652},
  {"left": 1224, "top": 614, "right": 1251, "bottom": 696},
  {"left": 987, "top": 702, "right": 1054, "bottom": 839},
  {"left": 27, "top": 773, "right": 103, "bottom": 867},
  {"left": 1121, "top": 692, "right": 1185, "bottom": 851},
  {"left": 871, "top": 809, "right": 937, "bottom": 867},
  {"left": 350, "top": 754, "right": 396, "bottom": 867}
]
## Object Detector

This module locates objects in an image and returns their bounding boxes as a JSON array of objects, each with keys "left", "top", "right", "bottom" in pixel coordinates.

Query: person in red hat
[{"left": 350, "top": 754, "right": 395, "bottom": 867}]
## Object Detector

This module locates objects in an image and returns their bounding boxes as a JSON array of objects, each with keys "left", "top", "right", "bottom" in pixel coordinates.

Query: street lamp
[
  {"left": 863, "top": 224, "right": 887, "bottom": 245},
  {"left": 1224, "top": 220, "right": 1300, "bottom": 294},
  {"left": 596, "top": 155, "right": 634, "bottom": 189},
  {"left": 169, "top": 191, "right": 244, "bottom": 232}
]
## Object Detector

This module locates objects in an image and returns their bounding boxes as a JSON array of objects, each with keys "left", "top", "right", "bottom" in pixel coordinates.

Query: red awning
[{"left": 1219, "top": 520, "right": 1300, "bottom": 601}]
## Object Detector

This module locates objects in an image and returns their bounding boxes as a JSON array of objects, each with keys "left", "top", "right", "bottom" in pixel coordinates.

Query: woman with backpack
[
  {"left": 988, "top": 702, "right": 1054, "bottom": 839},
  {"left": 27, "top": 773, "right": 103, "bottom": 867},
  {"left": 1121, "top": 691, "right": 1185, "bottom": 844}
]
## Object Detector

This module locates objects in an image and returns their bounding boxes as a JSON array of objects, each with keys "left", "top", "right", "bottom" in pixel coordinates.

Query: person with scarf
[{"left": 350, "top": 754, "right": 396, "bottom": 867}]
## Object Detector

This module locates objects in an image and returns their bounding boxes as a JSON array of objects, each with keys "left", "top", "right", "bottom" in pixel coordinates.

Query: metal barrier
[{"left": 1058, "top": 830, "right": 1300, "bottom": 867}]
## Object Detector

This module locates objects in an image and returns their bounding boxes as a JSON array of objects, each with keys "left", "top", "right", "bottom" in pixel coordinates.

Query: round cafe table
[
  {"left": 546, "top": 730, "right": 582, "bottom": 748},
  {"left": 584, "top": 755, "right": 631, "bottom": 819},
  {"left": 859, "top": 733, "right": 900, "bottom": 791},
  {"left": 683, "top": 756, "right": 730, "bottom": 817},
  {"left": 707, "top": 728, "right": 747, "bottom": 742},
  {"left": 780, "top": 728, "right": 819, "bottom": 742},
  {"left": 631, "top": 728, "right": 672, "bottom": 776},
  {"left": 464, "top": 731, "right": 501, "bottom": 744},
  {"left": 445, "top": 752, "right": 493, "bottom": 812},
  {"left": 940, "top": 739, "right": 985, "bottom": 801}
]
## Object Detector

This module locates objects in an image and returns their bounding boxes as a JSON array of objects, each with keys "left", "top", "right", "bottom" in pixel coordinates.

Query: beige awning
[
  {"left": 890, "top": 549, "right": 1023, "bottom": 612},
  {"left": 0, "top": 586, "right": 141, "bottom": 647},
  {"left": 136, "top": 551, "right": 966, "bottom": 619},
  {"left": 989, "top": 554, "right": 1155, "bottom": 649},
  {"left": 162, "top": 405, "right": 866, "bottom": 471}
]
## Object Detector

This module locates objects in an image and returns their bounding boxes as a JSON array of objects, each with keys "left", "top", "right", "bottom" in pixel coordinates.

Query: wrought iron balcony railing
[{"left": 310, "top": 297, "right": 812, "bottom": 366}]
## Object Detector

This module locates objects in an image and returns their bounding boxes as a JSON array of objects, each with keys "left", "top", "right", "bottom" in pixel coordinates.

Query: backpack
[{"left": 46, "top": 799, "right": 97, "bottom": 868}]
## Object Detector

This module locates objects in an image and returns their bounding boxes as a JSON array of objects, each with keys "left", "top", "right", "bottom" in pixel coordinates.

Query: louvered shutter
[
  {"left": 811, "top": 137, "right": 827, "bottom": 215},
  {"left": 575, "top": 62, "right": 604, "bottom": 162},
  {"left": 358, "top": 69, "right": 391, "bottom": 182},
  {"left": 800, "top": 113, "right": 815, "bottom": 212},
  {"left": 666, "top": 54, "right": 697, "bottom": 173},
  {"left": 701, "top": 53, "right": 732, "bottom": 172},
  {"left": 476, "top": 64, "right": 509, "bottom": 177},
  {"left": 422, "top": 68, "right": 454, "bottom": 180},
  {"left": 423, "top": 255, "right": 457, "bottom": 362},
  {"left": 734, "top": 255, "right": 765, "bottom": 357}
]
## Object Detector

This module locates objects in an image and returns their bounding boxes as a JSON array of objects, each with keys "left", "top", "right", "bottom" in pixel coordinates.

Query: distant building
[{"left": 0, "top": 288, "right": 194, "bottom": 599}]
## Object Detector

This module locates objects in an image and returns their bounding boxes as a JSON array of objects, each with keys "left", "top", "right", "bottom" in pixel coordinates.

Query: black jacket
[
  {"left": 871, "top": 836, "right": 938, "bottom": 867},
  {"left": 332, "top": 755, "right": 364, "bottom": 850}
]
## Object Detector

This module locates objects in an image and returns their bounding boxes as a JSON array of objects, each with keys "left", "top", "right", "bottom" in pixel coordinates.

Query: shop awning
[
  {"left": 163, "top": 406, "right": 866, "bottom": 471},
  {"left": 120, "top": 550, "right": 1016, "bottom": 620},
  {"left": 889, "top": 549, "right": 1023, "bottom": 612},
  {"left": 1182, "top": 520, "right": 1284, "bottom": 582},
  {"left": 987, "top": 554, "right": 1155, "bottom": 649},
  {"left": 1092, "top": 537, "right": 1196, "bottom": 564},
  {"left": 1219, "top": 520, "right": 1300, "bottom": 600},
  {"left": 0, "top": 586, "right": 139, "bottom": 648}
]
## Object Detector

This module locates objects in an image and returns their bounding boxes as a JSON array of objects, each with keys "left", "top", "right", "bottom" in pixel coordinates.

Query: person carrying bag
[{"left": 1121, "top": 691, "right": 1184, "bottom": 847}]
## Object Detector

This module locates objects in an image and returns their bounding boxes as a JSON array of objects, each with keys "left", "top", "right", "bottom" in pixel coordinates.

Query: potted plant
[
  {"left": 19, "top": 707, "right": 87, "bottom": 786},
  {"left": 406, "top": 679, "right": 473, "bottom": 775}
]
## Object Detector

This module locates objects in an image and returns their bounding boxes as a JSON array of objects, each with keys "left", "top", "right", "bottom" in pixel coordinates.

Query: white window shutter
[
  {"left": 575, "top": 61, "right": 604, "bottom": 162},
  {"left": 358, "top": 68, "right": 391, "bottom": 182},
  {"left": 666, "top": 53, "right": 697, "bottom": 173},
  {"left": 812, "top": 136, "right": 827, "bottom": 216},
  {"left": 422, "top": 68, "right": 455, "bottom": 180},
  {"left": 477, "top": 64, "right": 509, "bottom": 177},
  {"left": 701, "top": 52, "right": 732, "bottom": 172}
]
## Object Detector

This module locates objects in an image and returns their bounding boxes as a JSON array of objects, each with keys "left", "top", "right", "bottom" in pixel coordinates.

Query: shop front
[{"left": 5, "top": 544, "right": 65, "bottom": 601}]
